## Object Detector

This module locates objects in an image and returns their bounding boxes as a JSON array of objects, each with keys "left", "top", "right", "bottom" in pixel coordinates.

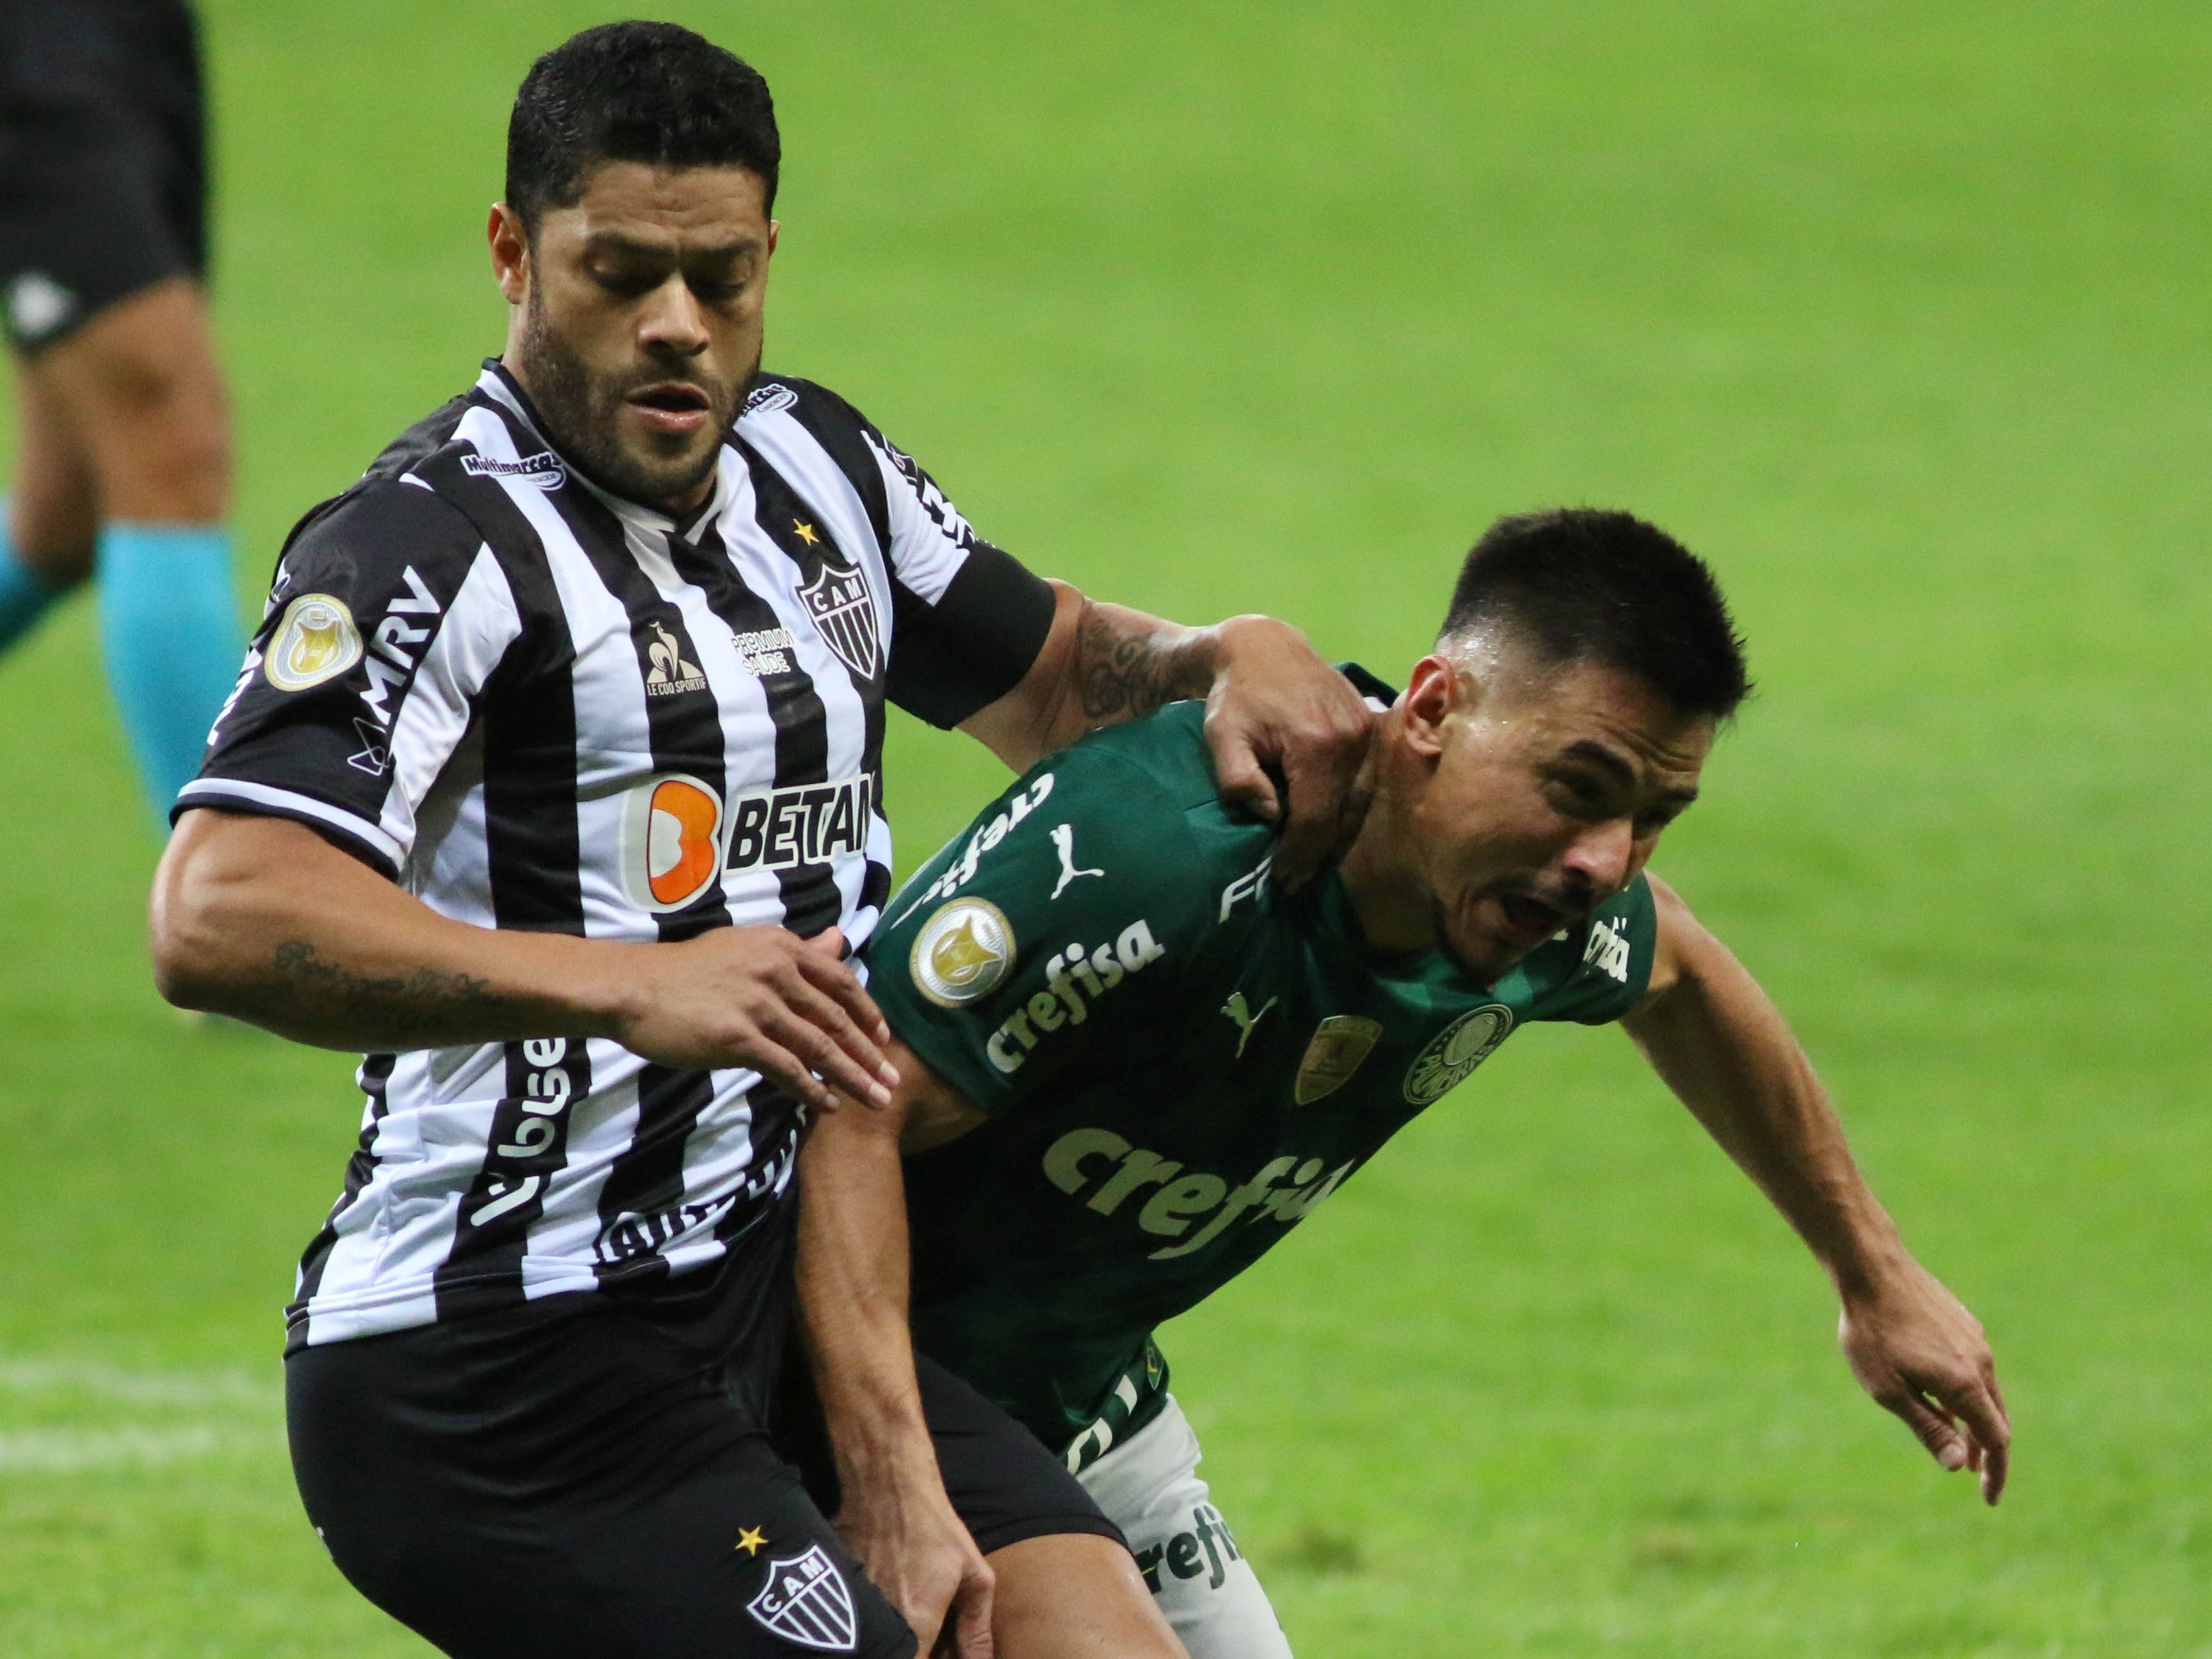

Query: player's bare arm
[
  {"left": 151, "top": 810, "right": 897, "bottom": 1113},
  {"left": 957, "top": 580, "right": 1375, "bottom": 888},
  {"left": 1622, "top": 874, "right": 2010, "bottom": 1503},
  {"left": 796, "top": 1045, "right": 994, "bottom": 1657},
  {"left": 800, "top": 1044, "right": 1187, "bottom": 1659}
]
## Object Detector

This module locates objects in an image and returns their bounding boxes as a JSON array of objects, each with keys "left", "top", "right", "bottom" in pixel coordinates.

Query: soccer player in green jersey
[{"left": 799, "top": 509, "right": 2008, "bottom": 1658}]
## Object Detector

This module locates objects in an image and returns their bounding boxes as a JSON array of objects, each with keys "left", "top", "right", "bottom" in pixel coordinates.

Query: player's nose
[
  {"left": 636, "top": 273, "right": 711, "bottom": 355},
  {"left": 1559, "top": 816, "right": 1635, "bottom": 897}
]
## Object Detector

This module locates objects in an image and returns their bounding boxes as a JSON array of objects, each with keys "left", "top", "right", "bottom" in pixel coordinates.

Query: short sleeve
[
  {"left": 1527, "top": 874, "right": 1660, "bottom": 1025},
  {"left": 175, "top": 479, "right": 523, "bottom": 878},
  {"left": 865, "top": 426, "right": 1057, "bottom": 729},
  {"left": 868, "top": 748, "right": 1217, "bottom": 1114}
]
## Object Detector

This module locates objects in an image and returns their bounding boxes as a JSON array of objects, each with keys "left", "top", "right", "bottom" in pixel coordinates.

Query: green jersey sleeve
[
  {"left": 1519, "top": 872, "right": 1660, "bottom": 1025},
  {"left": 869, "top": 739, "right": 1228, "bottom": 1116}
]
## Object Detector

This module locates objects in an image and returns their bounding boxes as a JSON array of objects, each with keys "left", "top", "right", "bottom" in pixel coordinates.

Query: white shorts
[{"left": 1075, "top": 1395, "right": 1294, "bottom": 1659}]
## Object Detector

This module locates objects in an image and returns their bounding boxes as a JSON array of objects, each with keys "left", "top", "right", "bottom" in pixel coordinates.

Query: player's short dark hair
[
  {"left": 506, "top": 22, "right": 780, "bottom": 230},
  {"left": 1440, "top": 509, "right": 1751, "bottom": 719}
]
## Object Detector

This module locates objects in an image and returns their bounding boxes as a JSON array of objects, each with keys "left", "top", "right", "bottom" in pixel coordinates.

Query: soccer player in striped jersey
[
  {"left": 148, "top": 24, "right": 1369, "bottom": 1659},
  {"left": 805, "top": 511, "right": 2011, "bottom": 1658}
]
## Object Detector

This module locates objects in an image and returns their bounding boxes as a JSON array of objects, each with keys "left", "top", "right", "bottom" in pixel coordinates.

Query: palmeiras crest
[
  {"left": 800, "top": 557, "right": 882, "bottom": 681},
  {"left": 746, "top": 1544, "right": 859, "bottom": 1651}
]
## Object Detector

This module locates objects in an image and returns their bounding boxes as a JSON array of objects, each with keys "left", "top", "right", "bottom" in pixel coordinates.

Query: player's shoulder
[
  {"left": 735, "top": 373, "right": 894, "bottom": 540},
  {"left": 883, "top": 705, "right": 1265, "bottom": 948},
  {"left": 1048, "top": 703, "right": 1274, "bottom": 874},
  {"left": 739, "top": 371, "right": 867, "bottom": 432},
  {"left": 277, "top": 472, "right": 481, "bottom": 584}
]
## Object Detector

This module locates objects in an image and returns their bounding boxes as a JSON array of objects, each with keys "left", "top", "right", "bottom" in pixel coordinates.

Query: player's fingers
[
  {"left": 786, "top": 947, "right": 894, "bottom": 1071},
  {"left": 1980, "top": 1434, "right": 2010, "bottom": 1506},
  {"left": 1268, "top": 764, "right": 1337, "bottom": 890},
  {"left": 1882, "top": 1386, "right": 1971, "bottom": 1472},
  {"left": 1937, "top": 1377, "right": 2012, "bottom": 1505},
  {"left": 951, "top": 1568, "right": 995, "bottom": 1659},
  {"left": 1205, "top": 722, "right": 1284, "bottom": 828},
  {"left": 796, "top": 934, "right": 894, "bottom": 1047},
  {"left": 737, "top": 1032, "right": 837, "bottom": 1114},
  {"left": 766, "top": 1002, "right": 892, "bottom": 1109}
]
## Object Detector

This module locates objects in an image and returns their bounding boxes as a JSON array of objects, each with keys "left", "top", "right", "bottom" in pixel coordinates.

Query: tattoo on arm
[
  {"left": 271, "top": 940, "right": 504, "bottom": 1027},
  {"left": 1075, "top": 602, "right": 1208, "bottom": 722}
]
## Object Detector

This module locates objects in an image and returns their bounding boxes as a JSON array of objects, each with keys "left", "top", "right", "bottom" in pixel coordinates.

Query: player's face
[
  {"left": 1408, "top": 653, "right": 1713, "bottom": 982},
  {"left": 492, "top": 161, "right": 776, "bottom": 513}
]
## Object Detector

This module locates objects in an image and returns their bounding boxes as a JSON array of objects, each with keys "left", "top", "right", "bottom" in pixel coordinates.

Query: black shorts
[
  {"left": 0, "top": 0, "right": 207, "bottom": 353},
  {"left": 777, "top": 1349, "right": 1126, "bottom": 1560},
  {"left": 287, "top": 1299, "right": 1119, "bottom": 1658}
]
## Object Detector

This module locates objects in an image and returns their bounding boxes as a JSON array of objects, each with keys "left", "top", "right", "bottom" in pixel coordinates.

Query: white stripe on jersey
[
  {"left": 378, "top": 546, "right": 521, "bottom": 865},
  {"left": 284, "top": 367, "right": 962, "bottom": 1347},
  {"left": 175, "top": 778, "right": 405, "bottom": 868}
]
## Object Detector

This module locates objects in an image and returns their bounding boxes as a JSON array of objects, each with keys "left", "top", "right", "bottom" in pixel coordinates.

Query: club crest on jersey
[
  {"left": 745, "top": 1544, "right": 858, "bottom": 1653},
  {"left": 1402, "top": 1004, "right": 1515, "bottom": 1105},
  {"left": 265, "top": 594, "right": 363, "bottom": 691},
  {"left": 618, "top": 773, "right": 726, "bottom": 913},
  {"left": 800, "top": 557, "right": 882, "bottom": 681},
  {"left": 1295, "top": 1014, "right": 1382, "bottom": 1105},
  {"left": 911, "top": 898, "right": 1015, "bottom": 1007}
]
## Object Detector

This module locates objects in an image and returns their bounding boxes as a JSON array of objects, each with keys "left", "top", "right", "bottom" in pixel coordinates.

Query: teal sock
[
  {"left": 95, "top": 522, "right": 246, "bottom": 821},
  {"left": 0, "top": 499, "right": 66, "bottom": 653}
]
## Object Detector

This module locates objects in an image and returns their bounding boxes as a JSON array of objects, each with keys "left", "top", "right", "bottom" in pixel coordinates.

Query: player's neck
[{"left": 1335, "top": 767, "right": 1436, "bottom": 958}]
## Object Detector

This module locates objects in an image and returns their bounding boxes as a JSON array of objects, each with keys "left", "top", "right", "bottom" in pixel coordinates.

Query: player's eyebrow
[
  {"left": 1559, "top": 739, "right": 1637, "bottom": 785},
  {"left": 580, "top": 232, "right": 762, "bottom": 262},
  {"left": 1559, "top": 738, "right": 1701, "bottom": 810}
]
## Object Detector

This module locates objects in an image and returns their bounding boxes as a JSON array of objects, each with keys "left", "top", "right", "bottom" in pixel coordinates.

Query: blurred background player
[{"left": 0, "top": 0, "right": 243, "bottom": 820}]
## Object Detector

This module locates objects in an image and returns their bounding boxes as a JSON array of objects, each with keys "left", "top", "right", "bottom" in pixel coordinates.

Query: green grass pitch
[{"left": 3, "top": 3, "right": 2208, "bottom": 1653}]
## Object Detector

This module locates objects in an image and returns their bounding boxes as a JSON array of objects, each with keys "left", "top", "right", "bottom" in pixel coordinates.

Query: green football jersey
[{"left": 869, "top": 686, "right": 1656, "bottom": 1458}]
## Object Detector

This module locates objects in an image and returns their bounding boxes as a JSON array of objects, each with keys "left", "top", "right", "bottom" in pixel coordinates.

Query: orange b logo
[
  {"left": 647, "top": 778, "right": 722, "bottom": 907},
  {"left": 618, "top": 773, "right": 728, "bottom": 913}
]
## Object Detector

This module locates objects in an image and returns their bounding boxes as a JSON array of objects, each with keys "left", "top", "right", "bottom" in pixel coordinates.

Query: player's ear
[
  {"left": 1399, "top": 655, "right": 1459, "bottom": 760},
  {"left": 488, "top": 204, "right": 531, "bottom": 306}
]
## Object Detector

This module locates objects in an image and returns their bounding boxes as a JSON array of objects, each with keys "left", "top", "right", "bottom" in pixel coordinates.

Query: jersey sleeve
[
  {"left": 868, "top": 747, "right": 1218, "bottom": 1115},
  {"left": 175, "top": 478, "right": 523, "bottom": 879},
  {"left": 1526, "top": 874, "right": 1660, "bottom": 1025},
  {"left": 863, "top": 425, "right": 1057, "bottom": 730}
]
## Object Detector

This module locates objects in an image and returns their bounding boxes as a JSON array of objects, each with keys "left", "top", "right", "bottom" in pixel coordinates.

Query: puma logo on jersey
[
  {"left": 1583, "top": 915, "right": 1632, "bottom": 983},
  {"left": 984, "top": 920, "right": 1166, "bottom": 1073},
  {"left": 1041, "top": 1128, "right": 1356, "bottom": 1260},
  {"left": 1221, "top": 992, "right": 1276, "bottom": 1058},
  {"left": 1050, "top": 822, "right": 1104, "bottom": 899}
]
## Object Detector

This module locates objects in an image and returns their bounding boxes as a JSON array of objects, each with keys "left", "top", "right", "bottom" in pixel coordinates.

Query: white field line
[{"left": 0, "top": 1356, "right": 284, "bottom": 1475}]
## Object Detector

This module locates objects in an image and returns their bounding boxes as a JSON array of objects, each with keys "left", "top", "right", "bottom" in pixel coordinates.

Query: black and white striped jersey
[{"left": 180, "top": 362, "right": 1057, "bottom": 1350}]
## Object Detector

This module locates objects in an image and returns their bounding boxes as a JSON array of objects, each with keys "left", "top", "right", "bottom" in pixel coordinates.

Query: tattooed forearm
[
  {"left": 1075, "top": 602, "right": 1213, "bottom": 723},
  {"left": 271, "top": 940, "right": 506, "bottom": 1029}
]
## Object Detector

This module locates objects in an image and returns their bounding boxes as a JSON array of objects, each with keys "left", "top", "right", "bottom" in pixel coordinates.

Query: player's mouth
[
  {"left": 1489, "top": 890, "right": 1578, "bottom": 950},
  {"left": 626, "top": 382, "right": 716, "bottom": 436}
]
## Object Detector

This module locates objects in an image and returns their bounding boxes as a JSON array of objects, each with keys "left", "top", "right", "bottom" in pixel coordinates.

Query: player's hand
[
  {"left": 1838, "top": 1254, "right": 2010, "bottom": 1505},
  {"left": 611, "top": 926, "right": 899, "bottom": 1111},
  {"left": 1200, "top": 614, "right": 1375, "bottom": 888},
  {"left": 835, "top": 1476, "right": 995, "bottom": 1658}
]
